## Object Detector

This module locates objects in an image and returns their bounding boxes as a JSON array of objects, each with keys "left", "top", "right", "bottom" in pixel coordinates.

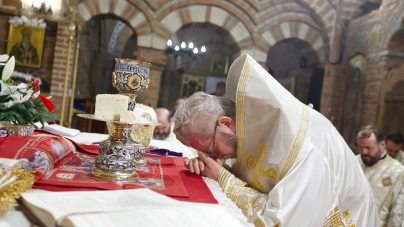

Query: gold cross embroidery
[{"left": 245, "top": 143, "right": 276, "bottom": 191}]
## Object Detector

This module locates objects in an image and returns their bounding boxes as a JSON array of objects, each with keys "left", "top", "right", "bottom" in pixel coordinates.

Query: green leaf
[
  {"left": 23, "top": 100, "right": 35, "bottom": 108},
  {"left": 0, "top": 94, "right": 10, "bottom": 102},
  {"left": 0, "top": 112, "right": 18, "bottom": 123},
  {"left": 17, "top": 103, "right": 29, "bottom": 116},
  {"left": 28, "top": 107, "right": 37, "bottom": 116},
  {"left": 0, "top": 102, "right": 7, "bottom": 110},
  {"left": 0, "top": 98, "right": 59, "bottom": 127}
]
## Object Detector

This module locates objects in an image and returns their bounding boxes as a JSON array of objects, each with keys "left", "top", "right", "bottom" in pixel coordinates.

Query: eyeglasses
[{"left": 206, "top": 123, "right": 218, "bottom": 158}]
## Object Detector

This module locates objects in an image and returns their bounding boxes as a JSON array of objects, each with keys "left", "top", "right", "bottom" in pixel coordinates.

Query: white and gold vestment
[
  {"left": 357, "top": 154, "right": 404, "bottom": 227},
  {"left": 220, "top": 54, "right": 379, "bottom": 226},
  {"left": 392, "top": 150, "right": 404, "bottom": 165}
]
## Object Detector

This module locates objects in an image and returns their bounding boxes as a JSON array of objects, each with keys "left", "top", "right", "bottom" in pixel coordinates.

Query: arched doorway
[
  {"left": 159, "top": 22, "right": 240, "bottom": 109},
  {"left": 266, "top": 38, "right": 323, "bottom": 109},
  {"left": 377, "top": 19, "right": 404, "bottom": 135},
  {"left": 72, "top": 14, "right": 137, "bottom": 132},
  {"left": 76, "top": 14, "right": 136, "bottom": 99}
]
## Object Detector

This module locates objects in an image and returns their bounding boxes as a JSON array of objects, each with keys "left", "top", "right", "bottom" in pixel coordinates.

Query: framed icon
[
  {"left": 6, "top": 24, "right": 45, "bottom": 68},
  {"left": 180, "top": 74, "right": 205, "bottom": 98},
  {"left": 210, "top": 53, "right": 229, "bottom": 74}
]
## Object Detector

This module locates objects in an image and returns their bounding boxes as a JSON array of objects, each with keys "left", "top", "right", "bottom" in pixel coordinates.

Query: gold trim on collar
[
  {"left": 279, "top": 104, "right": 310, "bottom": 181},
  {"left": 236, "top": 56, "right": 253, "bottom": 174}
]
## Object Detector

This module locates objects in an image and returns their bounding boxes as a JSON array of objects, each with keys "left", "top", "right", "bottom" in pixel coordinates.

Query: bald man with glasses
[{"left": 173, "top": 54, "right": 378, "bottom": 227}]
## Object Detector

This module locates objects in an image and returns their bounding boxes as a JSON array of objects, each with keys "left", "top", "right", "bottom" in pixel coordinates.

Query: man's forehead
[
  {"left": 157, "top": 117, "right": 170, "bottom": 124},
  {"left": 387, "top": 140, "right": 402, "bottom": 146},
  {"left": 358, "top": 132, "right": 377, "bottom": 142},
  {"left": 188, "top": 134, "right": 209, "bottom": 149},
  {"left": 156, "top": 121, "right": 170, "bottom": 128}
]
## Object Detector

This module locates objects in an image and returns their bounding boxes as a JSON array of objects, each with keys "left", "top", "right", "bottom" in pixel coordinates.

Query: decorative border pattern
[
  {"left": 279, "top": 104, "right": 309, "bottom": 181},
  {"left": 236, "top": 56, "right": 254, "bottom": 175}
]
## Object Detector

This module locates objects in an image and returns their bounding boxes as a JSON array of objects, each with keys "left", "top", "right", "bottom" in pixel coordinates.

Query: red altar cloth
[{"left": 0, "top": 134, "right": 217, "bottom": 204}]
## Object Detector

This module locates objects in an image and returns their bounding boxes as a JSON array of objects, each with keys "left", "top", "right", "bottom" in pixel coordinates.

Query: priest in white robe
[
  {"left": 356, "top": 125, "right": 404, "bottom": 227},
  {"left": 173, "top": 54, "right": 379, "bottom": 226},
  {"left": 385, "top": 131, "right": 404, "bottom": 165}
]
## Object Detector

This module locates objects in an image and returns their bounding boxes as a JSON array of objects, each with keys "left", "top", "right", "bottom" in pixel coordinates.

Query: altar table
[{"left": 0, "top": 132, "right": 253, "bottom": 227}]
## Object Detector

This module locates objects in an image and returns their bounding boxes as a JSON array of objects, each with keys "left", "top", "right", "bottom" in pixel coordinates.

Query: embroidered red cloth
[{"left": 0, "top": 134, "right": 217, "bottom": 203}]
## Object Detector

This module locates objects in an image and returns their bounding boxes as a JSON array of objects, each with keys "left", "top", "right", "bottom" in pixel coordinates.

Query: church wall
[
  {"left": 321, "top": 63, "right": 345, "bottom": 129},
  {"left": 342, "top": 0, "right": 404, "bottom": 133},
  {"left": 133, "top": 47, "right": 167, "bottom": 108},
  {"left": 361, "top": 57, "right": 385, "bottom": 125},
  {"left": 3, "top": 0, "right": 400, "bottom": 136},
  {"left": 49, "top": 21, "right": 76, "bottom": 124}
]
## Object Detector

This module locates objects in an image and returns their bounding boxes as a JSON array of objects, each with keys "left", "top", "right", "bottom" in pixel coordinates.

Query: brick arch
[
  {"left": 77, "top": 0, "right": 152, "bottom": 37},
  {"left": 155, "top": 1, "right": 255, "bottom": 32},
  {"left": 157, "top": 5, "right": 251, "bottom": 51},
  {"left": 257, "top": 0, "right": 342, "bottom": 62},
  {"left": 217, "top": 0, "right": 337, "bottom": 33},
  {"left": 256, "top": 2, "right": 333, "bottom": 60},
  {"left": 258, "top": 20, "right": 327, "bottom": 62},
  {"left": 383, "top": 16, "right": 404, "bottom": 50},
  {"left": 386, "top": 30, "right": 404, "bottom": 52}
]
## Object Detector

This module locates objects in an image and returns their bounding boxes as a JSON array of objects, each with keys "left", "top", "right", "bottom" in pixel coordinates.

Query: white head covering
[{"left": 226, "top": 54, "right": 307, "bottom": 192}]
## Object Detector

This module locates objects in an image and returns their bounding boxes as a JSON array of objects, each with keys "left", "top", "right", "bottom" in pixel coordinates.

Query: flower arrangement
[{"left": 0, "top": 54, "right": 57, "bottom": 127}]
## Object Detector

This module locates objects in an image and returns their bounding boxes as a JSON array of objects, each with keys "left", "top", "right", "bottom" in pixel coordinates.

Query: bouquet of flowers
[{"left": 0, "top": 54, "right": 58, "bottom": 127}]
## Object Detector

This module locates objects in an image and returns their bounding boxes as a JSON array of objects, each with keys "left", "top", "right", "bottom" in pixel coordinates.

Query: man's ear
[
  {"left": 380, "top": 140, "right": 386, "bottom": 150},
  {"left": 217, "top": 116, "right": 236, "bottom": 133}
]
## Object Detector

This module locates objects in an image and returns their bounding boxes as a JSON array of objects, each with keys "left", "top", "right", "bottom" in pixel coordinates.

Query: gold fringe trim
[{"left": 0, "top": 168, "right": 35, "bottom": 215}]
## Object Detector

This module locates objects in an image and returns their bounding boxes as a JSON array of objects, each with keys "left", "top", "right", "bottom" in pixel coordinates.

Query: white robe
[
  {"left": 357, "top": 155, "right": 404, "bottom": 227},
  {"left": 220, "top": 54, "right": 379, "bottom": 226},
  {"left": 393, "top": 150, "right": 404, "bottom": 165}
]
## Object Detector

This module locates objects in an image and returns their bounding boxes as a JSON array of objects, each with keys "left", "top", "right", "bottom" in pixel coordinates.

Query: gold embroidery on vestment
[
  {"left": 254, "top": 219, "right": 266, "bottom": 227},
  {"left": 245, "top": 144, "right": 276, "bottom": 191},
  {"left": 236, "top": 56, "right": 253, "bottom": 175},
  {"left": 382, "top": 176, "right": 392, "bottom": 186},
  {"left": 279, "top": 104, "right": 309, "bottom": 181},
  {"left": 343, "top": 210, "right": 355, "bottom": 226},
  {"left": 323, "top": 206, "right": 345, "bottom": 227}
]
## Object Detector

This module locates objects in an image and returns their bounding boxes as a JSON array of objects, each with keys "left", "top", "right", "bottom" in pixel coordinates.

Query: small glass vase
[{"left": 0, "top": 122, "right": 35, "bottom": 138}]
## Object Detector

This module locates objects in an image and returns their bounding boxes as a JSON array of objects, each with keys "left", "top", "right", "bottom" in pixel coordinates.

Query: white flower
[
  {"left": 4, "top": 89, "right": 33, "bottom": 108},
  {"left": 0, "top": 80, "right": 12, "bottom": 96},
  {"left": 0, "top": 80, "right": 33, "bottom": 108},
  {"left": 0, "top": 54, "right": 9, "bottom": 64},
  {"left": 2, "top": 56, "right": 15, "bottom": 81}
]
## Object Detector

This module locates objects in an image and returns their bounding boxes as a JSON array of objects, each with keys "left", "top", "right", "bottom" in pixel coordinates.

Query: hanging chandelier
[{"left": 165, "top": 39, "right": 206, "bottom": 58}]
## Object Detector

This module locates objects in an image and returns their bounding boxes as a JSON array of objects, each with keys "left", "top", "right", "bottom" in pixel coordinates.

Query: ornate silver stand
[{"left": 78, "top": 58, "right": 156, "bottom": 182}]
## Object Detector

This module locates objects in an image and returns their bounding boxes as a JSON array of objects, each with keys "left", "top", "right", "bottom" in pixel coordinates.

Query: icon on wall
[
  {"left": 210, "top": 53, "right": 229, "bottom": 74},
  {"left": 180, "top": 74, "right": 205, "bottom": 98},
  {"left": 6, "top": 24, "right": 45, "bottom": 68}
]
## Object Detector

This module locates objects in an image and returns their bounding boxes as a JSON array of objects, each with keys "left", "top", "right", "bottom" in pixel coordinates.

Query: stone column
[{"left": 133, "top": 47, "right": 167, "bottom": 108}]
